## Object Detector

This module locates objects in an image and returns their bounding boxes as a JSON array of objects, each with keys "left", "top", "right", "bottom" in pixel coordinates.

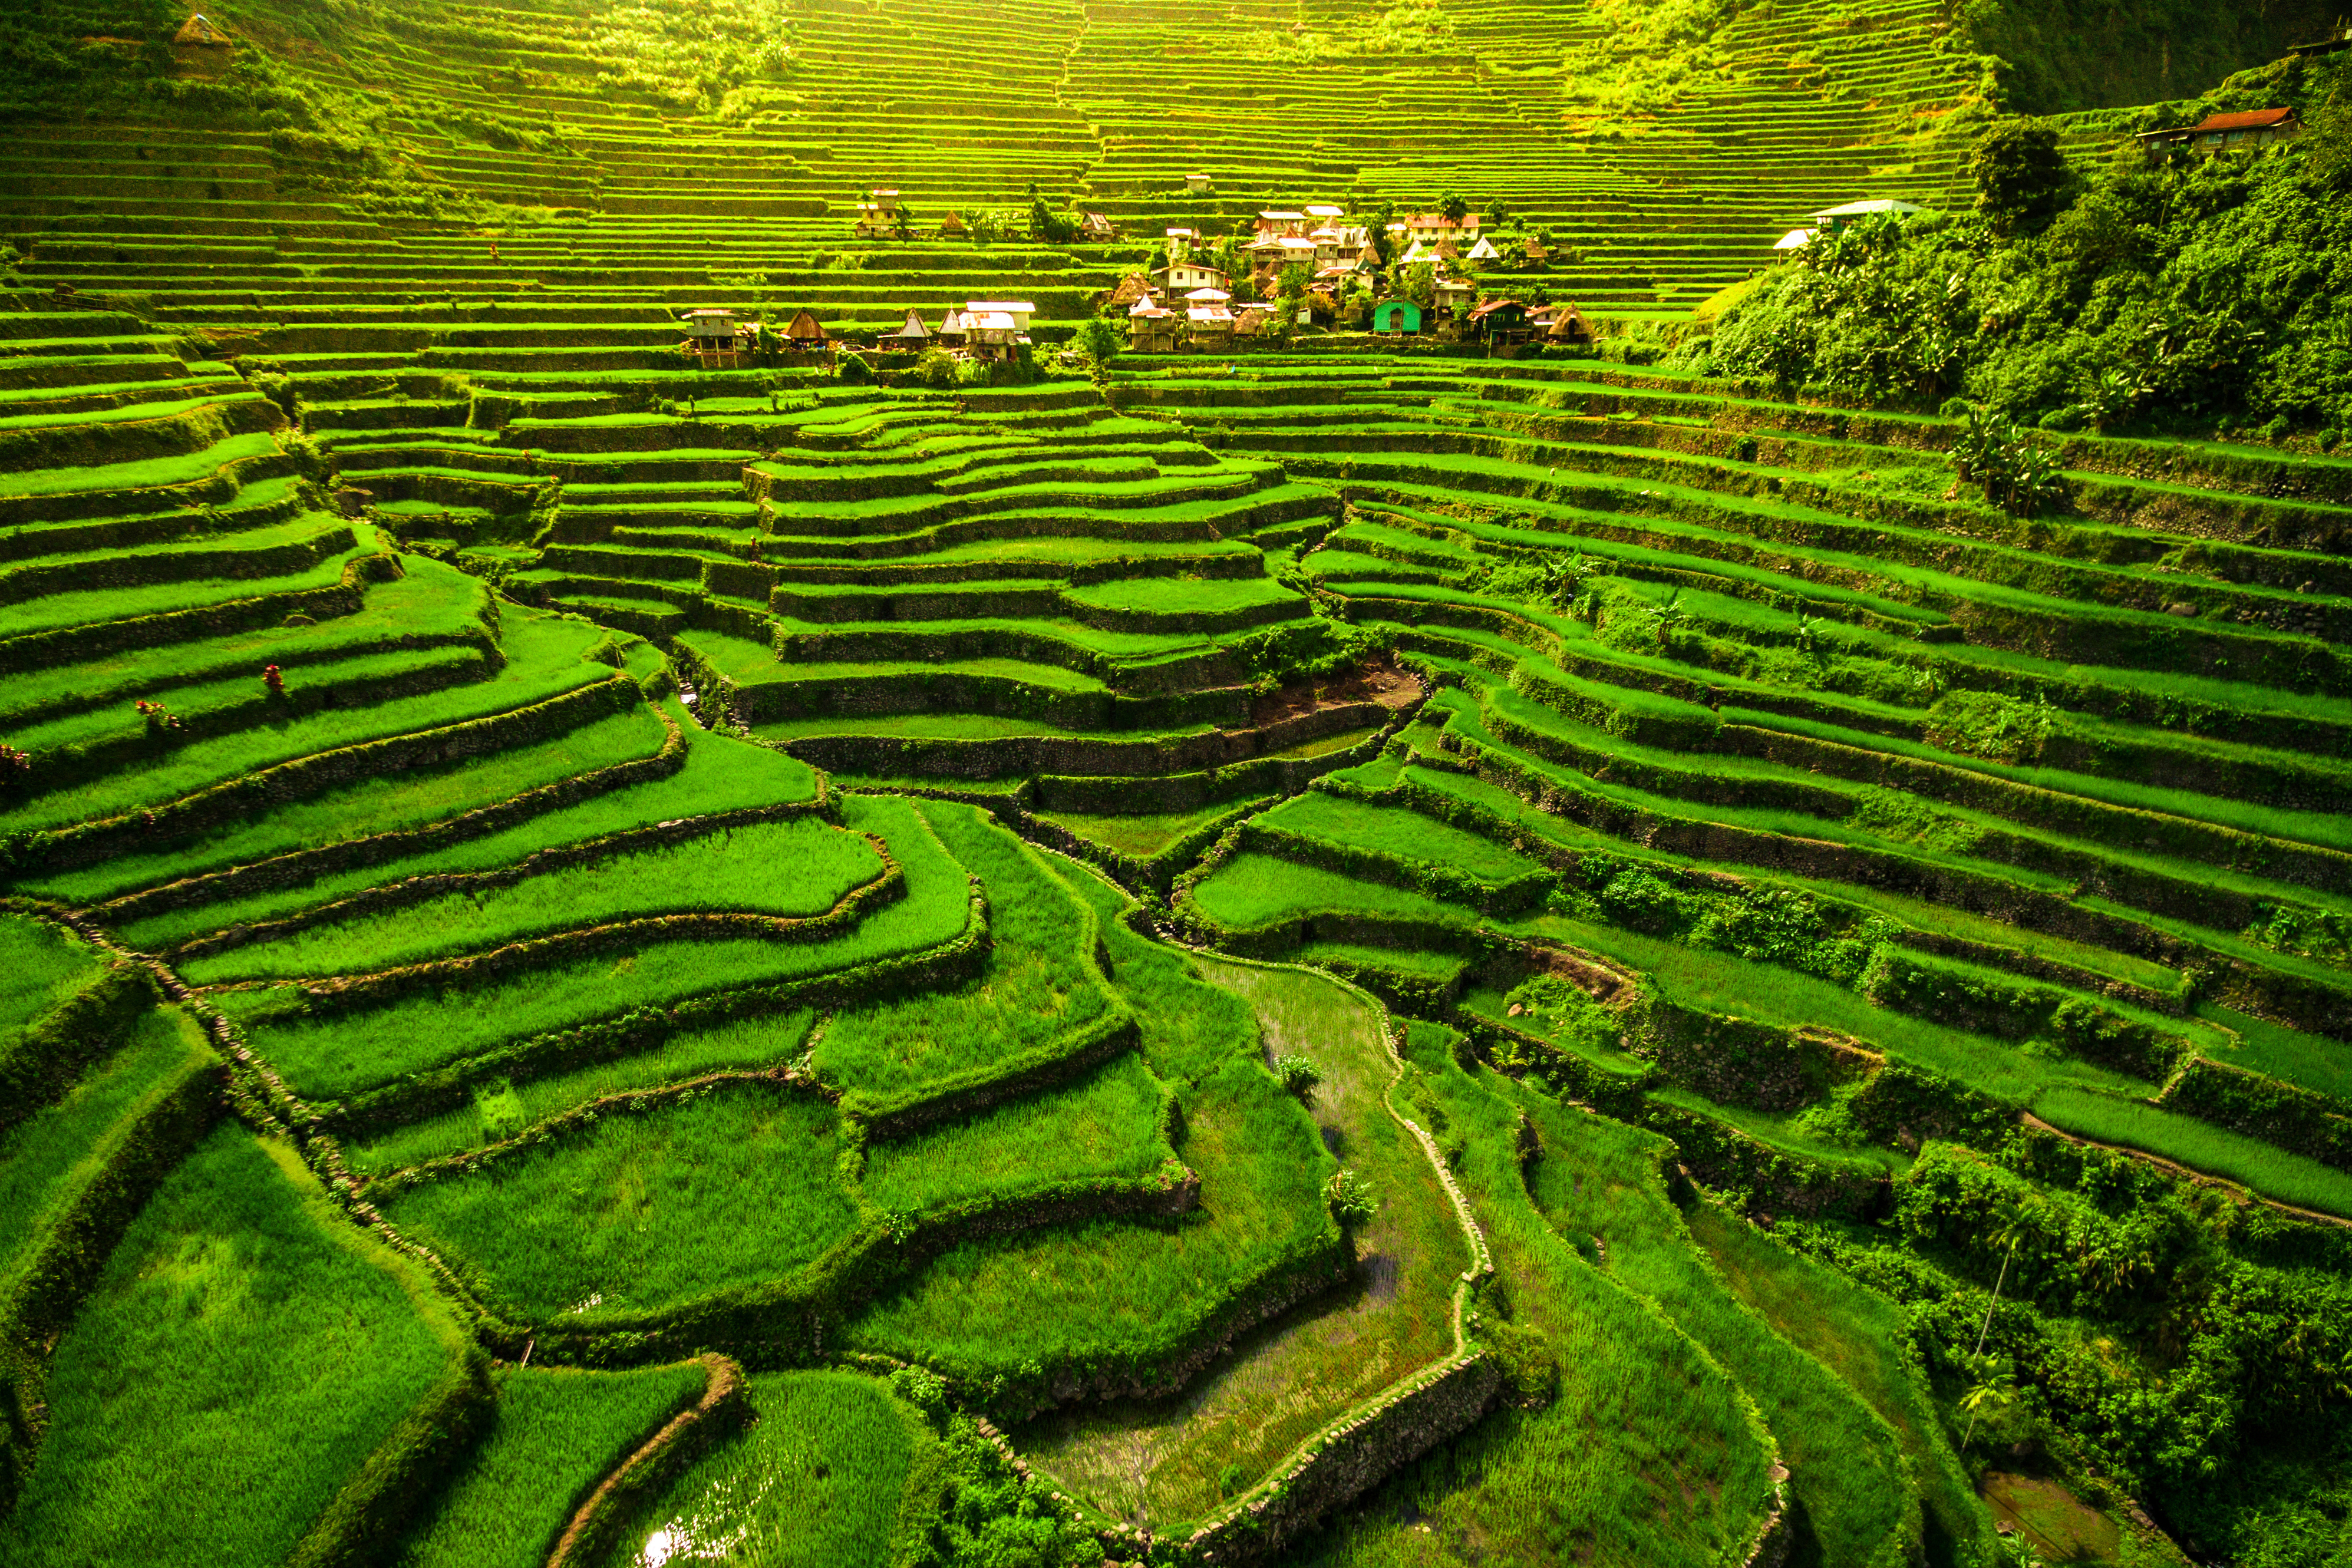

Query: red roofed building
[{"left": 2135, "top": 107, "right": 2302, "bottom": 153}]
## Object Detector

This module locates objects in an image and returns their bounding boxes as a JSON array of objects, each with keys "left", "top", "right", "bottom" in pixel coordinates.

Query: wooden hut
[
  {"left": 1187, "top": 305, "right": 1235, "bottom": 349},
  {"left": 174, "top": 13, "right": 232, "bottom": 44},
  {"left": 1370, "top": 299, "right": 1421, "bottom": 335},
  {"left": 784, "top": 309, "right": 827, "bottom": 351},
  {"left": 1127, "top": 298, "right": 1180, "bottom": 352},
  {"left": 880, "top": 309, "right": 930, "bottom": 352}
]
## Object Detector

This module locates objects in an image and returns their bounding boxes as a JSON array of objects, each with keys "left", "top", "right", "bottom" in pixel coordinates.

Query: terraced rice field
[{"left": 4, "top": 0, "right": 2351, "bottom": 1564}]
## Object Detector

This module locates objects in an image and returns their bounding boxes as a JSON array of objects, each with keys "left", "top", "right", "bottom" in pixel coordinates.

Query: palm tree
[
  {"left": 1969, "top": 1198, "right": 2032, "bottom": 1361},
  {"left": 1959, "top": 1358, "right": 2017, "bottom": 1450}
]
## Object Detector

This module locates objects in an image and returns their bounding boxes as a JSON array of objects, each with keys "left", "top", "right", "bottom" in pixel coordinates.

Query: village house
[
  {"left": 1467, "top": 298, "right": 1533, "bottom": 349},
  {"left": 966, "top": 300, "right": 1037, "bottom": 333},
  {"left": 1532, "top": 302, "right": 1595, "bottom": 346},
  {"left": 964, "top": 309, "right": 1023, "bottom": 361},
  {"left": 1254, "top": 210, "right": 1310, "bottom": 237},
  {"left": 174, "top": 12, "right": 232, "bottom": 44},
  {"left": 2134, "top": 107, "right": 2304, "bottom": 153},
  {"left": 1433, "top": 275, "right": 1477, "bottom": 317},
  {"left": 1807, "top": 198, "right": 1924, "bottom": 233},
  {"left": 784, "top": 309, "right": 827, "bottom": 350},
  {"left": 1311, "top": 225, "right": 1370, "bottom": 266},
  {"left": 1153, "top": 257, "right": 1229, "bottom": 293},
  {"left": 1371, "top": 299, "right": 1421, "bottom": 335},
  {"left": 1127, "top": 296, "right": 1181, "bottom": 352},
  {"left": 853, "top": 187, "right": 902, "bottom": 234},
  {"left": 879, "top": 309, "right": 929, "bottom": 352},
  {"left": 1078, "top": 211, "right": 1119, "bottom": 240},
  {"left": 1464, "top": 235, "right": 1500, "bottom": 263},
  {"left": 1185, "top": 173, "right": 1212, "bottom": 194},
  {"left": 681, "top": 307, "right": 737, "bottom": 346},
  {"left": 1398, "top": 212, "right": 1482, "bottom": 244},
  {"left": 939, "top": 210, "right": 968, "bottom": 237},
  {"left": 1188, "top": 303, "right": 1235, "bottom": 349}
]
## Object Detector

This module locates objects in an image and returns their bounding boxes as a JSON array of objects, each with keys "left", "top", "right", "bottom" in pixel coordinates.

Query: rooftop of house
[
  {"left": 2136, "top": 107, "right": 2301, "bottom": 139},
  {"left": 1809, "top": 199, "right": 1925, "bottom": 220}
]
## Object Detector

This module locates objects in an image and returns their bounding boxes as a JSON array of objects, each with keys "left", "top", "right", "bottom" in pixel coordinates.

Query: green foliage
[
  {"left": 393, "top": 1362, "right": 706, "bottom": 1568},
  {"left": 1272, "top": 1051, "right": 1322, "bottom": 1098},
  {"left": 0, "top": 1127, "right": 480, "bottom": 1567},
  {"left": 1922, "top": 687, "right": 2059, "bottom": 764},
  {"left": 177, "top": 816, "right": 881, "bottom": 983},
  {"left": 380, "top": 1081, "right": 856, "bottom": 1320},
  {"left": 1969, "top": 118, "right": 2077, "bottom": 236},
  {"left": 1699, "top": 67, "right": 2352, "bottom": 430},
  {"left": 1325, "top": 1166, "right": 1378, "bottom": 1226},
  {"left": 899, "top": 1415, "right": 1097, "bottom": 1568},
  {"left": 1951, "top": 405, "right": 2069, "bottom": 517},
  {"left": 622, "top": 1371, "right": 931, "bottom": 1567}
]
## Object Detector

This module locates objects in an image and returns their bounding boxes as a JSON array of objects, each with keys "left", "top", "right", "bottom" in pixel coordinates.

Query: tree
[
  {"left": 1028, "top": 194, "right": 1076, "bottom": 245},
  {"left": 1970, "top": 118, "right": 2074, "bottom": 237},
  {"left": 1360, "top": 198, "right": 1398, "bottom": 269},
  {"left": 1439, "top": 192, "right": 1469, "bottom": 225},
  {"left": 1484, "top": 195, "right": 1513, "bottom": 229},
  {"left": 1403, "top": 258, "right": 1437, "bottom": 309},
  {"left": 1273, "top": 1053, "right": 1320, "bottom": 1098},
  {"left": 1073, "top": 315, "right": 1119, "bottom": 369},
  {"left": 1275, "top": 260, "right": 1311, "bottom": 326}
]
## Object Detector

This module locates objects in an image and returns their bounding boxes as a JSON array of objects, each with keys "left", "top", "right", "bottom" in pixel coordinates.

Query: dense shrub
[{"left": 1690, "top": 55, "right": 2352, "bottom": 435}]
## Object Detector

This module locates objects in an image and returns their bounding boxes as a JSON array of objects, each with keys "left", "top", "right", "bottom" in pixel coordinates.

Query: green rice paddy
[{"left": 2, "top": 0, "right": 2347, "bottom": 1560}]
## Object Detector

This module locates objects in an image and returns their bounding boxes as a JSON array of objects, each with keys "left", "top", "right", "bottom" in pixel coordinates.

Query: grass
[
  {"left": 218, "top": 793, "right": 971, "bottom": 1104},
  {"left": 344, "top": 1011, "right": 819, "bottom": 1178},
  {"left": 0, "top": 912, "right": 104, "bottom": 1030},
  {"left": 814, "top": 801, "right": 1113, "bottom": 1100},
  {"left": 0, "top": 1125, "right": 474, "bottom": 1568},
  {"left": 28, "top": 703, "right": 670, "bottom": 907},
  {"left": 380, "top": 1081, "right": 857, "bottom": 1321},
  {"left": 840, "top": 856, "right": 1335, "bottom": 1385},
  {"left": 114, "top": 698, "right": 817, "bottom": 948},
  {"left": 1535, "top": 915, "right": 2158, "bottom": 1106},
  {"left": 2202, "top": 1005, "right": 2352, "bottom": 1105},
  {"left": 0, "top": 552, "right": 487, "bottom": 729},
  {"left": 394, "top": 1362, "right": 710, "bottom": 1568},
  {"left": 839, "top": 1051, "right": 1332, "bottom": 1384},
  {"left": 1287, "top": 1022, "right": 1774, "bottom": 1568},
  {"left": 1018, "top": 956, "right": 1470, "bottom": 1531},
  {"left": 1684, "top": 1202, "right": 1993, "bottom": 1568},
  {"left": 1511, "top": 1078, "right": 1918, "bottom": 1567},
  {"left": 2029, "top": 1088, "right": 2352, "bottom": 1219},
  {"left": 1187, "top": 851, "right": 1472, "bottom": 933},
  {"left": 607, "top": 1370, "right": 933, "bottom": 1568},
  {"left": 0, "top": 536, "right": 371, "bottom": 644},
  {"left": 0, "top": 1005, "right": 213, "bottom": 1287},
  {"left": 1256, "top": 789, "right": 1552, "bottom": 884},
  {"left": 858, "top": 1049, "right": 1173, "bottom": 1214},
  {"left": 10, "top": 610, "right": 615, "bottom": 835},
  {"left": 1035, "top": 797, "right": 1269, "bottom": 859},
  {"left": 178, "top": 816, "right": 882, "bottom": 983}
]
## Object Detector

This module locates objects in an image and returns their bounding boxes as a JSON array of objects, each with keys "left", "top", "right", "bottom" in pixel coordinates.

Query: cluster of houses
[
  {"left": 678, "top": 299, "right": 1042, "bottom": 364},
  {"left": 1120, "top": 204, "right": 1589, "bottom": 353}
]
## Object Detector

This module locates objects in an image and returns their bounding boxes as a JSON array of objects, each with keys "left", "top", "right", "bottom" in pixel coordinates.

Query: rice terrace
[{"left": 4, "top": 0, "right": 2352, "bottom": 1563}]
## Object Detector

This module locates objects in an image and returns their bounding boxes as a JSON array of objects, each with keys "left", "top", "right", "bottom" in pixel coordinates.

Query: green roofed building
[{"left": 1371, "top": 298, "right": 1421, "bottom": 334}]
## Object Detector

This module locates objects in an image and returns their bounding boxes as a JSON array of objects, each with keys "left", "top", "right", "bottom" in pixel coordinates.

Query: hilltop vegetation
[
  {"left": 2, "top": 0, "right": 2351, "bottom": 1565},
  {"left": 1694, "top": 52, "right": 2352, "bottom": 442}
]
